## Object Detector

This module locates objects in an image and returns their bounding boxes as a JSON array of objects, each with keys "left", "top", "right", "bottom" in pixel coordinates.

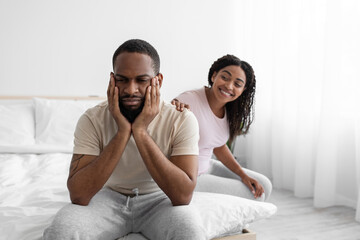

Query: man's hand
[
  {"left": 132, "top": 77, "right": 160, "bottom": 133},
  {"left": 107, "top": 72, "right": 131, "bottom": 135}
]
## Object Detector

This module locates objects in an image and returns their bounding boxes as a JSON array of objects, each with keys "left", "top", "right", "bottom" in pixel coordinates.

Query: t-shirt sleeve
[
  {"left": 171, "top": 111, "right": 199, "bottom": 156},
  {"left": 73, "top": 113, "right": 101, "bottom": 156}
]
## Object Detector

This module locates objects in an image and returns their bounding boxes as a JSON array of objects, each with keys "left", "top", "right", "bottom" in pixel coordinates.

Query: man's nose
[{"left": 124, "top": 80, "right": 139, "bottom": 95}]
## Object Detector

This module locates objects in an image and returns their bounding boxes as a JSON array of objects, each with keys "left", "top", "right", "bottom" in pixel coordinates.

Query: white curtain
[{"left": 233, "top": 0, "right": 360, "bottom": 221}]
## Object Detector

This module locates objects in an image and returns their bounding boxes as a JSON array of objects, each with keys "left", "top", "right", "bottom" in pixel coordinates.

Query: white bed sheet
[
  {"left": 0, "top": 153, "right": 71, "bottom": 240},
  {"left": 0, "top": 145, "right": 73, "bottom": 154},
  {"left": 0, "top": 153, "right": 276, "bottom": 240}
]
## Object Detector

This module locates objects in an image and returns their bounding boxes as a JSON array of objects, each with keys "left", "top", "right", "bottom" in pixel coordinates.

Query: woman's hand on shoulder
[{"left": 171, "top": 99, "right": 190, "bottom": 112}]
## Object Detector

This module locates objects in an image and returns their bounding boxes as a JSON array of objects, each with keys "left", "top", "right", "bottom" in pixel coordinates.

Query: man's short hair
[{"left": 112, "top": 39, "right": 160, "bottom": 75}]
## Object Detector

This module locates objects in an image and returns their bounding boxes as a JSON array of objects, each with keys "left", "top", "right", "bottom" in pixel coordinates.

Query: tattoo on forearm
[{"left": 70, "top": 154, "right": 85, "bottom": 173}]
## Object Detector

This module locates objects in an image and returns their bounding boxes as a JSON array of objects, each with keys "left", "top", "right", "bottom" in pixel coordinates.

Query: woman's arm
[{"left": 213, "top": 144, "right": 264, "bottom": 198}]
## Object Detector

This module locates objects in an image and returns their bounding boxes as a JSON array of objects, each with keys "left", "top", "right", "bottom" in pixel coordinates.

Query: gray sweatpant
[
  {"left": 43, "top": 188, "right": 206, "bottom": 240},
  {"left": 195, "top": 159, "right": 272, "bottom": 201}
]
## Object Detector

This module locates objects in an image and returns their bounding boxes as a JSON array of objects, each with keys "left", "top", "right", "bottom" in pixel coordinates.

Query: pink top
[{"left": 176, "top": 87, "right": 229, "bottom": 175}]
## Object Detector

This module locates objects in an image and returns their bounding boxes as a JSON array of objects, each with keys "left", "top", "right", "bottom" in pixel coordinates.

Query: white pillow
[
  {"left": 191, "top": 192, "right": 277, "bottom": 239},
  {"left": 117, "top": 192, "right": 277, "bottom": 240},
  {"left": 0, "top": 101, "right": 35, "bottom": 146},
  {"left": 34, "top": 98, "right": 103, "bottom": 146}
]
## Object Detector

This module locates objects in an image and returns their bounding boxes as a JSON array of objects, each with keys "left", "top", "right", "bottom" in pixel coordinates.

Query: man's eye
[{"left": 138, "top": 78, "right": 150, "bottom": 83}]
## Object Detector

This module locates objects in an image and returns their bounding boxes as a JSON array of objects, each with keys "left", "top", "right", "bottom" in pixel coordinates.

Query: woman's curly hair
[{"left": 208, "top": 54, "right": 256, "bottom": 143}]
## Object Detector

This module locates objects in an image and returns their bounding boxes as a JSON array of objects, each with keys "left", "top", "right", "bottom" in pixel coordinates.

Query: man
[{"left": 43, "top": 39, "right": 206, "bottom": 239}]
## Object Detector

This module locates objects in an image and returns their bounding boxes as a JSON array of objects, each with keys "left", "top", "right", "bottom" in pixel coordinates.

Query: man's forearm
[
  {"left": 68, "top": 131, "right": 130, "bottom": 205},
  {"left": 132, "top": 129, "right": 197, "bottom": 206}
]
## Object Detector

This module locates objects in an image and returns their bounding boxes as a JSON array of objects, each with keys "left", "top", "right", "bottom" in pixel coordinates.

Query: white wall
[{"left": 0, "top": 0, "right": 249, "bottom": 101}]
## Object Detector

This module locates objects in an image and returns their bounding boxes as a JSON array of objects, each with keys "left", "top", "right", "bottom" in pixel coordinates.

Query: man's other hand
[
  {"left": 107, "top": 72, "right": 131, "bottom": 134},
  {"left": 132, "top": 76, "right": 160, "bottom": 133}
]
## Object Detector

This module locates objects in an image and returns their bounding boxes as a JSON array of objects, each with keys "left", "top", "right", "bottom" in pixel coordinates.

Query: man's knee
[
  {"left": 165, "top": 205, "right": 207, "bottom": 240},
  {"left": 163, "top": 221, "right": 207, "bottom": 240},
  {"left": 43, "top": 204, "right": 93, "bottom": 240},
  {"left": 143, "top": 204, "right": 207, "bottom": 240}
]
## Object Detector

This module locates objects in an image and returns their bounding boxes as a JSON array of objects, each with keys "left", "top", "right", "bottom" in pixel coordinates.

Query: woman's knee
[
  {"left": 243, "top": 168, "right": 273, "bottom": 200},
  {"left": 261, "top": 176, "right": 273, "bottom": 201}
]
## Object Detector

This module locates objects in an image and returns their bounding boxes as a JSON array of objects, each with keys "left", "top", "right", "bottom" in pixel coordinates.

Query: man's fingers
[
  {"left": 107, "top": 80, "right": 110, "bottom": 98},
  {"left": 113, "top": 86, "right": 119, "bottom": 109},
  {"left": 156, "top": 77, "right": 160, "bottom": 106},
  {"left": 149, "top": 76, "right": 159, "bottom": 109},
  {"left": 108, "top": 74, "right": 115, "bottom": 103},
  {"left": 107, "top": 73, "right": 113, "bottom": 99},
  {"left": 146, "top": 85, "right": 152, "bottom": 107},
  {"left": 151, "top": 78, "right": 156, "bottom": 104}
]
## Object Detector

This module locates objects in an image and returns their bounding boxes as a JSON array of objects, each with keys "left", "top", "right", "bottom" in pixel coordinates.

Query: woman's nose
[{"left": 225, "top": 81, "right": 234, "bottom": 90}]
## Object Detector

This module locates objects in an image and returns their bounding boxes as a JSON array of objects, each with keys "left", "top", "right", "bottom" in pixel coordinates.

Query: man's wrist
[
  {"left": 115, "top": 129, "right": 131, "bottom": 141},
  {"left": 132, "top": 127, "right": 148, "bottom": 139}
]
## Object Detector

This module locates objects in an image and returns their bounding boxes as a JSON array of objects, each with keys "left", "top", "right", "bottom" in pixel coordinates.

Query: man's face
[{"left": 113, "top": 52, "right": 156, "bottom": 122}]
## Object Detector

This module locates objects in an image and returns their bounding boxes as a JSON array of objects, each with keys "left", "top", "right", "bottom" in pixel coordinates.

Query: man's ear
[{"left": 157, "top": 73, "right": 164, "bottom": 88}]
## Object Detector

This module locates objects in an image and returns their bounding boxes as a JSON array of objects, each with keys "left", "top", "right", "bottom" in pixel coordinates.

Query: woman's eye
[
  {"left": 235, "top": 83, "right": 243, "bottom": 88},
  {"left": 221, "top": 75, "right": 229, "bottom": 81}
]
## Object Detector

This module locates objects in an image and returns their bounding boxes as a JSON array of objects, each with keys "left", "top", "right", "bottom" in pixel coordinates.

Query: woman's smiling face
[{"left": 210, "top": 65, "right": 247, "bottom": 103}]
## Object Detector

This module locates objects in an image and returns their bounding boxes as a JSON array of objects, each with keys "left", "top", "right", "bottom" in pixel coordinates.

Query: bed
[{"left": 0, "top": 96, "right": 277, "bottom": 240}]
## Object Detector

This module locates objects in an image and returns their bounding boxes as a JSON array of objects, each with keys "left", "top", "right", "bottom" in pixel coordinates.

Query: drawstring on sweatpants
[
  {"left": 125, "top": 196, "right": 130, "bottom": 208},
  {"left": 125, "top": 188, "right": 139, "bottom": 208},
  {"left": 132, "top": 188, "right": 139, "bottom": 197}
]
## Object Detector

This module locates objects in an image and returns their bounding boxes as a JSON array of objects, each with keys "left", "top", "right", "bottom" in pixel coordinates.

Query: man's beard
[{"left": 118, "top": 97, "right": 145, "bottom": 123}]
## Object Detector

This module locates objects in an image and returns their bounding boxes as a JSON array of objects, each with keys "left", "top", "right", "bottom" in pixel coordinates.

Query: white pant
[
  {"left": 43, "top": 188, "right": 206, "bottom": 240},
  {"left": 195, "top": 159, "right": 272, "bottom": 201}
]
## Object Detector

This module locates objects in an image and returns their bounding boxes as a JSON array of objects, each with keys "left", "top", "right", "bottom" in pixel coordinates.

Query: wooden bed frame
[{"left": 213, "top": 229, "right": 256, "bottom": 240}]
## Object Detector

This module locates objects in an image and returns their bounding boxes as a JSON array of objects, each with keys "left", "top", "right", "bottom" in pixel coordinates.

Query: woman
[{"left": 172, "top": 54, "right": 272, "bottom": 201}]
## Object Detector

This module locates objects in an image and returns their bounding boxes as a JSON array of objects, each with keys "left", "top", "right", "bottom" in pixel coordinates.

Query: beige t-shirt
[{"left": 73, "top": 100, "right": 199, "bottom": 195}]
